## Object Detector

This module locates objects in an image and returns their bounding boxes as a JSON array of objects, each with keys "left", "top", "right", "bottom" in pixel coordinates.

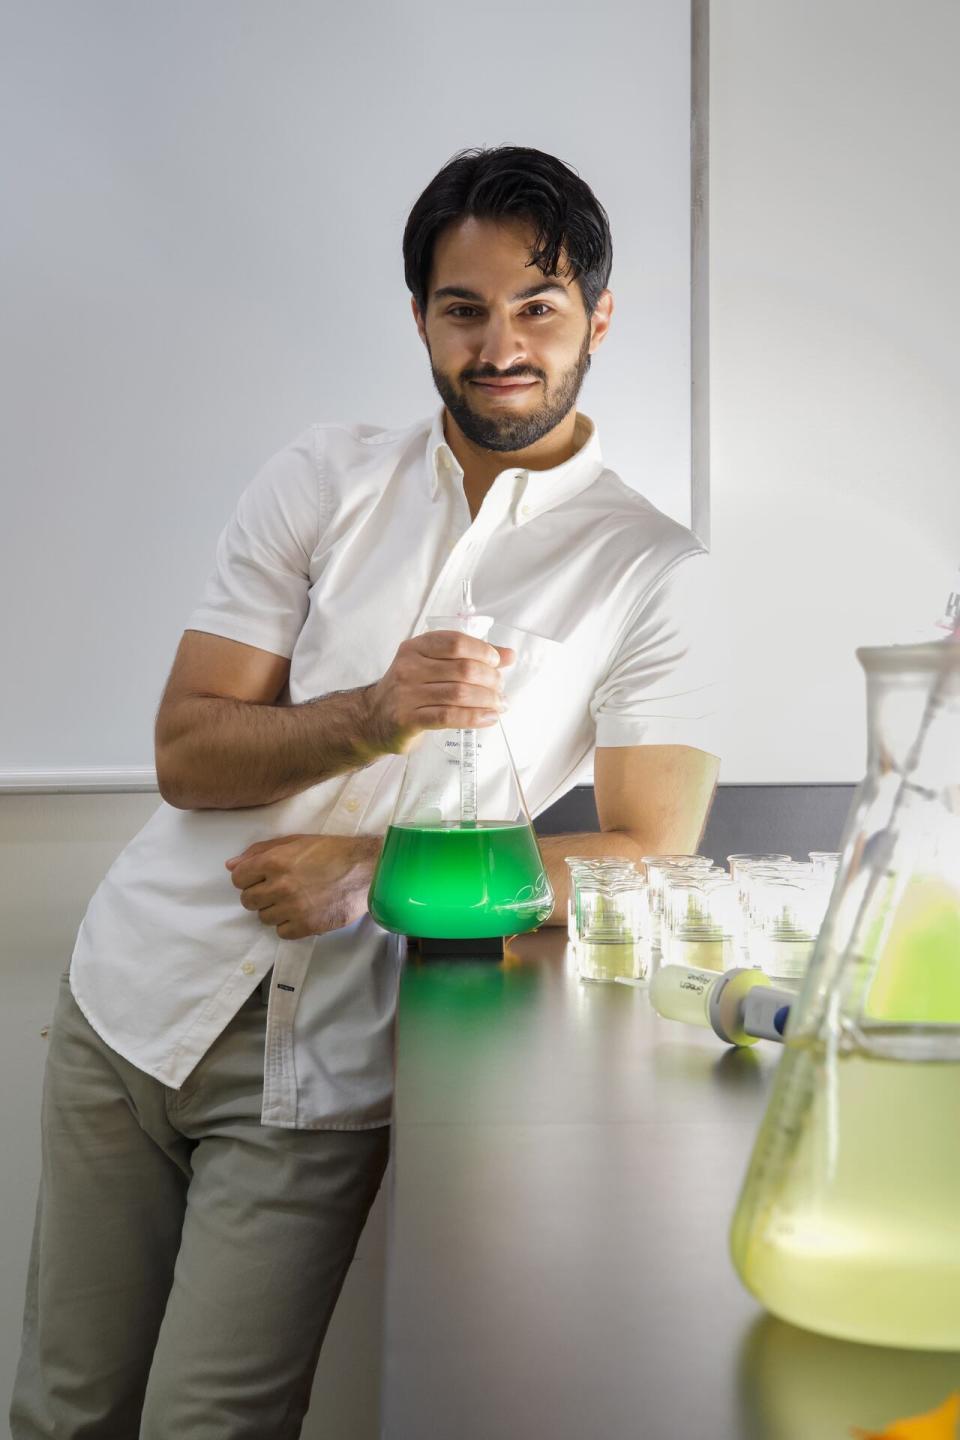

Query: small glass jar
[
  {"left": 734, "top": 860, "right": 798, "bottom": 963},
  {"left": 565, "top": 858, "right": 638, "bottom": 949},
  {"left": 642, "top": 854, "right": 714, "bottom": 957},
  {"left": 577, "top": 874, "right": 647, "bottom": 984},
  {"left": 809, "top": 851, "right": 841, "bottom": 881},
  {"left": 726, "top": 853, "right": 792, "bottom": 887},
  {"left": 747, "top": 870, "right": 825, "bottom": 985},
  {"left": 663, "top": 873, "right": 738, "bottom": 971},
  {"left": 563, "top": 857, "right": 603, "bottom": 945}
]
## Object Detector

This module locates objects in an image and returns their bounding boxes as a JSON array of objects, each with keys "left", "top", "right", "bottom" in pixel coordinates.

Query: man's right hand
[{"left": 363, "top": 631, "right": 516, "bottom": 756}]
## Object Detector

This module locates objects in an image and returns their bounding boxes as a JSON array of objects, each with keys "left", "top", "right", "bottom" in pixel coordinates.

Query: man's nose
[{"left": 477, "top": 314, "right": 528, "bottom": 375}]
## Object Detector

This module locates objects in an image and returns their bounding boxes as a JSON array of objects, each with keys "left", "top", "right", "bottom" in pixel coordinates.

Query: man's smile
[{"left": 469, "top": 378, "right": 539, "bottom": 396}]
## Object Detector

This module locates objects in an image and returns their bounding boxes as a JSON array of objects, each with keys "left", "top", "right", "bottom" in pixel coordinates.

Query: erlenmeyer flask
[
  {"left": 368, "top": 605, "right": 554, "bottom": 941},
  {"left": 730, "top": 639, "right": 960, "bottom": 1349}
]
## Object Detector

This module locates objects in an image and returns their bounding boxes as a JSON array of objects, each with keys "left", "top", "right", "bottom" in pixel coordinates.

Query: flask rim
[{"left": 856, "top": 639, "right": 960, "bottom": 673}]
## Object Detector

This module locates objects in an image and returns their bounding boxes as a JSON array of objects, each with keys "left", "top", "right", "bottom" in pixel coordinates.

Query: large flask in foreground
[
  {"left": 368, "top": 605, "right": 553, "bottom": 941},
  {"left": 730, "top": 640, "right": 960, "bottom": 1349}
]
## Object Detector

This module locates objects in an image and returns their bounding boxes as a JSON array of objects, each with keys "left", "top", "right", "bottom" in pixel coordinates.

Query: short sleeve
[
  {"left": 185, "top": 429, "right": 324, "bottom": 659},
  {"left": 590, "top": 551, "right": 726, "bottom": 756}
]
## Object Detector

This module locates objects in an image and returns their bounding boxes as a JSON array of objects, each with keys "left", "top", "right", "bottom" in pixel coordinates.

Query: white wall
[
  {"left": 709, "top": 0, "right": 960, "bottom": 781},
  {"left": 0, "top": 0, "right": 693, "bottom": 780}
]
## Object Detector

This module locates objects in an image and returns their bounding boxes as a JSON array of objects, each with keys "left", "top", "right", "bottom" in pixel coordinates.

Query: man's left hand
[{"left": 225, "top": 833, "right": 381, "bottom": 941}]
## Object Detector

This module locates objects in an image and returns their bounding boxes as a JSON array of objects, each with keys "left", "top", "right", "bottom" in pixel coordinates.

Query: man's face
[{"left": 413, "top": 216, "right": 604, "bottom": 453}]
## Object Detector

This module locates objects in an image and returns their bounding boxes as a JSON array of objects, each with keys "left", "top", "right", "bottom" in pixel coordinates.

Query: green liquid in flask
[
  {"left": 732, "top": 1033, "right": 960, "bottom": 1349},
  {"left": 368, "top": 821, "right": 553, "bottom": 939}
]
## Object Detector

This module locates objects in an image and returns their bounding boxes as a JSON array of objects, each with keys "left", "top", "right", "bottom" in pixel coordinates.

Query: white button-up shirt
[{"left": 69, "top": 406, "right": 720, "bottom": 1129}]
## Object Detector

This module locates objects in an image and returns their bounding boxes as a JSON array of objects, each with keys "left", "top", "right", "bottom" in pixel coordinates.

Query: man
[{"left": 11, "top": 144, "right": 720, "bottom": 1438}]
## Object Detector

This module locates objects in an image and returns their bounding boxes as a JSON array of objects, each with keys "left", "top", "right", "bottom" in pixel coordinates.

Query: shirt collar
[{"left": 425, "top": 405, "right": 605, "bottom": 525}]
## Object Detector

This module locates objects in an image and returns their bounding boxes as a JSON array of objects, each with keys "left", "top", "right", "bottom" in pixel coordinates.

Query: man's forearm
[
  {"left": 157, "top": 686, "right": 382, "bottom": 810},
  {"left": 536, "top": 831, "right": 648, "bottom": 928}
]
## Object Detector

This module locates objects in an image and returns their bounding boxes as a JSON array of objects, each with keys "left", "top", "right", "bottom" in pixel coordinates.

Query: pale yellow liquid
[
  {"left": 865, "top": 874, "right": 960, "bottom": 1022},
  {"left": 665, "top": 934, "right": 733, "bottom": 972},
  {"left": 751, "top": 933, "right": 814, "bottom": 981},
  {"left": 578, "top": 939, "right": 645, "bottom": 983},
  {"left": 735, "top": 1040, "right": 960, "bottom": 1348}
]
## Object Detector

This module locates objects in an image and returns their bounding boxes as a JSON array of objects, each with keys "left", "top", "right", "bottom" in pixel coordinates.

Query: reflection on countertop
[{"left": 738, "top": 1313, "right": 960, "bottom": 1440}]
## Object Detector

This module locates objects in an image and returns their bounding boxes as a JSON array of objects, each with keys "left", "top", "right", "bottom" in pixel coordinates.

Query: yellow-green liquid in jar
[
  {"left": 735, "top": 1037, "right": 960, "bottom": 1349},
  {"left": 578, "top": 938, "right": 644, "bottom": 982}
]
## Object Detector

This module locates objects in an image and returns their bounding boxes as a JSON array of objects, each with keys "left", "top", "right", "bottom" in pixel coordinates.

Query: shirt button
[
  {"left": 241, "top": 962, "right": 255, "bottom": 975},
  {"left": 519, "top": 504, "right": 531, "bottom": 519},
  {"left": 345, "top": 797, "right": 360, "bottom": 813}
]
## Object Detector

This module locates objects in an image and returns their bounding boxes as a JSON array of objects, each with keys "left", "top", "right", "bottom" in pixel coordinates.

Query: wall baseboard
[
  {"left": 0, "top": 774, "right": 857, "bottom": 798},
  {"left": 0, "top": 769, "right": 158, "bottom": 794}
]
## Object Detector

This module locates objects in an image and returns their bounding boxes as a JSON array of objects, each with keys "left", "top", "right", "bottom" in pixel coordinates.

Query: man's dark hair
[{"left": 403, "top": 145, "right": 613, "bottom": 319}]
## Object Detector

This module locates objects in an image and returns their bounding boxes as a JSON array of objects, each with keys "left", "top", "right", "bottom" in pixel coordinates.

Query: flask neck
[{"left": 861, "top": 643, "right": 960, "bottom": 786}]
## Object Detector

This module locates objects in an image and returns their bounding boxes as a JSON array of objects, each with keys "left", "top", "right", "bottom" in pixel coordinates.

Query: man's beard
[{"left": 426, "top": 326, "right": 593, "bottom": 454}]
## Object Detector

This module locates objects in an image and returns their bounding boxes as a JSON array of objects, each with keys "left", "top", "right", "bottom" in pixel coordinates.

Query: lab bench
[{"left": 380, "top": 928, "right": 960, "bottom": 1440}]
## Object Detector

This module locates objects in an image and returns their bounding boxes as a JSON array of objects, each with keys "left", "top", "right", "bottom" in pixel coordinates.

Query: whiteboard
[{"left": 0, "top": 0, "right": 701, "bottom": 787}]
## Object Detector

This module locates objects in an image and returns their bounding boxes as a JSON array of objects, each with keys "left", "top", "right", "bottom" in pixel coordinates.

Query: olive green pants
[{"left": 10, "top": 971, "right": 391, "bottom": 1440}]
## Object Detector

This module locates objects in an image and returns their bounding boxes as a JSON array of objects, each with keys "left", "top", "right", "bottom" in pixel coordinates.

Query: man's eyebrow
[{"left": 432, "top": 281, "right": 569, "bottom": 304}]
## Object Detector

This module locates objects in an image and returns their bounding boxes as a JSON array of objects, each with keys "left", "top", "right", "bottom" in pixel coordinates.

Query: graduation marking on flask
[{"left": 458, "top": 578, "right": 479, "bottom": 826}]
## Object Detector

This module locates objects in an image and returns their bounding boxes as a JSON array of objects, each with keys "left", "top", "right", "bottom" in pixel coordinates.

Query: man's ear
[
  {"left": 411, "top": 295, "right": 428, "bottom": 346},
  {"left": 588, "top": 289, "right": 614, "bottom": 354}
]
